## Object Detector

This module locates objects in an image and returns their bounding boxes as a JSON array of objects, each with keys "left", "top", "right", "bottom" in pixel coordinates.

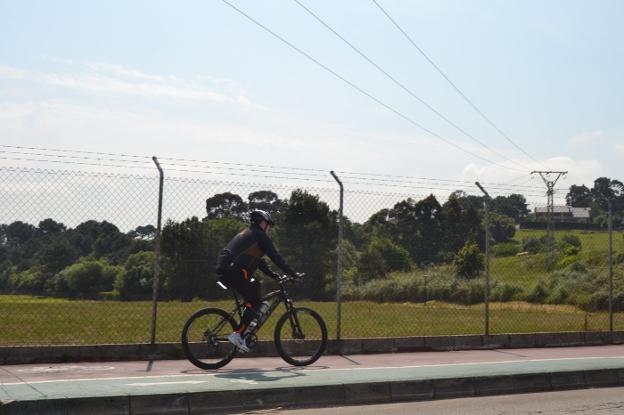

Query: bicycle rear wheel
[
  {"left": 274, "top": 307, "right": 327, "bottom": 366},
  {"left": 181, "top": 307, "right": 237, "bottom": 370}
]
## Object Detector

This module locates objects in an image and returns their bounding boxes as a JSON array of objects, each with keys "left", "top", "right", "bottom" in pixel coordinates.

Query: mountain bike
[{"left": 181, "top": 274, "right": 327, "bottom": 370}]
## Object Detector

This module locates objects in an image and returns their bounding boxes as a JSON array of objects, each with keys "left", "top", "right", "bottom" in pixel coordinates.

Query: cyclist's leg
[{"left": 225, "top": 268, "right": 261, "bottom": 334}]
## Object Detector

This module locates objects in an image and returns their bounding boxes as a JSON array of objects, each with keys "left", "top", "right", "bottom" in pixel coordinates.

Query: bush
[
  {"left": 491, "top": 242, "right": 521, "bottom": 257},
  {"left": 522, "top": 237, "right": 545, "bottom": 254},
  {"left": 451, "top": 279, "right": 484, "bottom": 304},
  {"left": 526, "top": 278, "right": 550, "bottom": 303},
  {"left": 12, "top": 267, "right": 46, "bottom": 294},
  {"left": 491, "top": 282, "right": 523, "bottom": 302},
  {"left": 356, "top": 237, "right": 412, "bottom": 284},
  {"left": 488, "top": 212, "right": 516, "bottom": 243},
  {"left": 557, "top": 255, "right": 578, "bottom": 269},
  {"left": 545, "top": 262, "right": 597, "bottom": 309},
  {"left": 341, "top": 269, "right": 458, "bottom": 303},
  {"left": 560, "top": 234, "right": 582, "bottom": 249},
  {"left": 55, "top": 259, "right": 120, "bottom": 298},
  {"left": 454, "top": 241, "right": 484, "bottom": 279},
  {"left": 558, "top": 234, "right": 582, "bottom": 256},
  {"left": 356, "top": 249, "right": 386, "bottom": 284},
  {"left": 369, "top": 237, "right": 412, "bottom": 272}
]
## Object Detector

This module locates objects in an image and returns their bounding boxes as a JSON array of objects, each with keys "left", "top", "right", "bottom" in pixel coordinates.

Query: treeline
[
  {"left": 565, "top": 177, "right": 624, "bottom": 227},
  {"left": 0, "top": 219, "right": 156, "bottom": 299},
  {"left": 1, "top": 175, "right": 621, "bottom": 301},
  {"left": 0, "top": 188, "right": 524, "bottom": 300}
]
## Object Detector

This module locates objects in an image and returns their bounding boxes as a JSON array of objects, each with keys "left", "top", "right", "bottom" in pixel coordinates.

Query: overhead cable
[
  {"left": 372, "top": 0, "right": 547, "bottom": 169},
  {"left": 220, "top": 0, "right": 525, "bottom": 173},
  {"left": 293, "top": 0, "right": 531, "bottom": 171}
]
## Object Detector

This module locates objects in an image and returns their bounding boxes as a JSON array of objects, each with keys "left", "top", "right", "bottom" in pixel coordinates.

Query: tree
[
  {"left": 161, "top": 216, "right": 245, "bottom": 300},
  {"left": 356, "top": 237, "right": 411, "bottom": 284},
  {"left": 441, "top": 194, "right": 482, "bottom": 255},
  {"left": 5, "top": 221, "right": 35, "bottom": 246},
  {"left": 447, "top": 190, "right": 484, "bottom": 211},
  {"left": 390, "top": 195, "right": 444, "bottom": 265},
  {"left": 55, "top": 259, "right": 119, "bottom": 298},
  {"left": 127, "top": 225, "right": 156, "bottom": 240},
  {"left": 114, "top": 251, "right": 156, "bottom": 300},
  {"left": 454, "top": 241, "right": 484, "bottom": 279},
  {"left": 490, "top": 194, "right": 529, "bottom": 222},
  {"left": 274, "top": 189, "right": 336, "bottom": 299},
  {"left": 35, "top": 238, "right": 79, "bottom": 275},
  {"left": 205, "top": 192, "right": 248, "bottom": 220},
  {"left": 72, "top": 220, "right": 125, "bottom": 258},
  {"left": 92, "top": 227, "right": 131, "bottom": 264},
  {"left": 566, "top": 185, "right": 592, "bottom": 207},
  {"left": 248, "top": 191, "right": 286, "bottom": 214},
  {"left": 488, "top": 212, "right": 516, "bottom": 243},
  {"left": 4, "top": 221, "right": 39, "bottom": 270},
  {"left": 38, "top": 219, "right": 66, "bottom": 235}
]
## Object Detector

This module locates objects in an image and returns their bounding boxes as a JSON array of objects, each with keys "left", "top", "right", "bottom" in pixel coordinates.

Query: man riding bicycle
[{"left": 215, "top": 209, "right": 302, "bottom": 352}]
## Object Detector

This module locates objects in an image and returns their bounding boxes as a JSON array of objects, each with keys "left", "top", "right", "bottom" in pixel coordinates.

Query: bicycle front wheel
[
  {"left": 274, "top": 307, "right": 327, "bottom": 366},
  {"left": 181, "top": 307, "right": 237, "bottom": 370}
]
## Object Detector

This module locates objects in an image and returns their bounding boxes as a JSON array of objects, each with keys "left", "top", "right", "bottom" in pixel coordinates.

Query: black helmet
[{"left": 250, "top": 210, "right": 274, "bottom": 226}]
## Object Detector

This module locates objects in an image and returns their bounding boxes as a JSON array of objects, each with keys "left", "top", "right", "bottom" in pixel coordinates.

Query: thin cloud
[{"left": 0, "top": 63, "right": 261, "bottom": 108}]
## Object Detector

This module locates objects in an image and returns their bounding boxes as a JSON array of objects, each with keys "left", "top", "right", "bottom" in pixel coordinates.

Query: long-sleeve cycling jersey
[{"left": 215, "top": 224, "right": 297, "bottom": 278}]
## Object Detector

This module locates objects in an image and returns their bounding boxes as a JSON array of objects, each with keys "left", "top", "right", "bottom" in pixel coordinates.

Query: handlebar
[{"left": 279, "top": 273, "right": 305, "bottom": 284}]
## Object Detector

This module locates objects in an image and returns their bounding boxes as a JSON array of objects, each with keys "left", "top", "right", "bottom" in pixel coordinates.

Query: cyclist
[{"left": 215, "top": 209, "right": 302, "bottom": 352}]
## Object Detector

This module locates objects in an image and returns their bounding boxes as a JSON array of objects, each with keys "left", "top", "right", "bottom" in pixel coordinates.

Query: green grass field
[
  {"left": 1, "top": 295, "right": 622, "bottom": 346},
  {"left": 2, "top": 229, "right": 621, "bottom": 347},
  {"left": 488, "top": 228, "right": 619, "bottom": 290}
]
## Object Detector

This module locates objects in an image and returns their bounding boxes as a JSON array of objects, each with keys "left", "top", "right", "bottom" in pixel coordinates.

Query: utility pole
[
  {"left": 475, "top": 182, "right": 491, "bottom": 336},
  {"left": 531, "top": 170, "right": 567, "bottom": 268}
]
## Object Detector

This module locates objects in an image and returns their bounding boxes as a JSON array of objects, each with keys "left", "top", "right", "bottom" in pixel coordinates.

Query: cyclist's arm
[
  {"left": 258, "top": 259, "right": 280, "bottom": 280},
  {"left": 256, "top": 231, "right": 297, "bottom": 276}
]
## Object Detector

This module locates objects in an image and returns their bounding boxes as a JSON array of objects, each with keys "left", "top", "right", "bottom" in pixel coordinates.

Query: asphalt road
[{"left": 266, "top": 386, "right": 624, "bottom": 415}]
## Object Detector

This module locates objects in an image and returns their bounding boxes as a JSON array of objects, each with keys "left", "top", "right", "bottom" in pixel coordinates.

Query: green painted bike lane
[{"left": 2, "top": 356, "right": 624, "bottom": 403}]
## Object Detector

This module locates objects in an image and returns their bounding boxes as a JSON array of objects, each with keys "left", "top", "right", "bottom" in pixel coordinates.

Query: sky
[{"left": 1, "top": 0, "right": 623, "bottom": 204}]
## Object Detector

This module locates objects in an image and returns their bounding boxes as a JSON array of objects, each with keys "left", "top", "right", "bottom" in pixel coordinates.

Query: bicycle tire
[
  {"left": 274, "top": 307, "right": 327, "bottom": 366},
  {"left": 181, "top": 307, "right": 237, "bottom": 370}
]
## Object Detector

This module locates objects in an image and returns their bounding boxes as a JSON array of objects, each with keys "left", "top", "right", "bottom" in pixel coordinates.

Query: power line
[
  {"left": 0, "top": 155, "right": 335, "bottom": 183},
  {"left": 0, "top": 144, "right": 546, "bottom": 191},
  {"left": 0, "top": 155, "right": 559, "bottom": 197},
  {"left": 0, "top": 149, "right": 153, "bottom": 166},
  {"left": 220, "top": 0, "right": 525, "bottom": 174},
  {"left": 0, "top": 144, "right": 152, "bottom": 161},
  {"left": 372, "top": 0, "right": 547, "bottom": 169},
  {"left": 293, "top": 0, "right": 531, "bottom": 172}
]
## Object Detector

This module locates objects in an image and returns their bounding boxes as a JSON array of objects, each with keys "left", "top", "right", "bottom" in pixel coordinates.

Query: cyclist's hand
[{"left": 293, "top": 272, "right": 305, "bottom": 279}]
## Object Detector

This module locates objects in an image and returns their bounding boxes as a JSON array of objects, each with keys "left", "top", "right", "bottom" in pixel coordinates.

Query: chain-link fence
[{"left": 0, "top": 165, "right": 621, "bottom": 346}]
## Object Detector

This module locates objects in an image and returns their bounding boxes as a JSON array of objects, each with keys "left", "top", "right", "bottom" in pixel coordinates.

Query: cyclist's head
[{"left": 249, "top": 210, "right": 274, "bottom": 229}]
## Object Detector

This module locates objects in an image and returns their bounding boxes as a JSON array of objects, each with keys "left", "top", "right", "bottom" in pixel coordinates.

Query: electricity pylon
[{"left": 531, "top": 171, "right": 567, "bottom": 268}]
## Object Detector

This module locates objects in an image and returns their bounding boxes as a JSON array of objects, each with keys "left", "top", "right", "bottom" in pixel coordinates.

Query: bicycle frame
[{"left": 225, "top": 277, "right": 300, "bottom": 336}]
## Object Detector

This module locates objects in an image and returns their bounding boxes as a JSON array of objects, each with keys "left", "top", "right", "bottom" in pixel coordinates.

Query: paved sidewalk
[{"left": 1, "top": 345, "right": 624, "bottom": 414}]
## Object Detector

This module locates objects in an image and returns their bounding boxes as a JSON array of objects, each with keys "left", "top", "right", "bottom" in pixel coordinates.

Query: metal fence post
[
  {"left": 151, "top": 157, "right": 164, "bottom": 345},
  {"left": 330, "top": 171, "right": 344, "bottom": 341},
  {"left": 475, "top": 182, "right": 491, "bottom": 336},
  {"left": 608, "top": 198, "right": 613, "bottom": 332}
]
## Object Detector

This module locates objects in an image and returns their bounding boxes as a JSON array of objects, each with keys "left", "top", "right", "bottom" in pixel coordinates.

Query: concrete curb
[
  {"left": 2, "top": 331, "right": 624, "bottom": 365},
  {"left": 2, "top": 367, "right": 624, "bottom": 414}
]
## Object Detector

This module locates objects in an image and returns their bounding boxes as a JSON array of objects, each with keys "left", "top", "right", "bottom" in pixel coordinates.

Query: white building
[{"left": 534, "top": 206, "right": 591, "bottom": 223}]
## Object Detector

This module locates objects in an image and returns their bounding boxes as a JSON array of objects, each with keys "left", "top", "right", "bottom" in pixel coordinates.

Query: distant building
[{"left": 533, "top": 206, "right": 591, "bottom": 223}]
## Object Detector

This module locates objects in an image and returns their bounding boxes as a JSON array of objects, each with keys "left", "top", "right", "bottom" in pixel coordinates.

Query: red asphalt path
[{"left": 2, "top": 344, "right": 624, "bottom": 384}]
